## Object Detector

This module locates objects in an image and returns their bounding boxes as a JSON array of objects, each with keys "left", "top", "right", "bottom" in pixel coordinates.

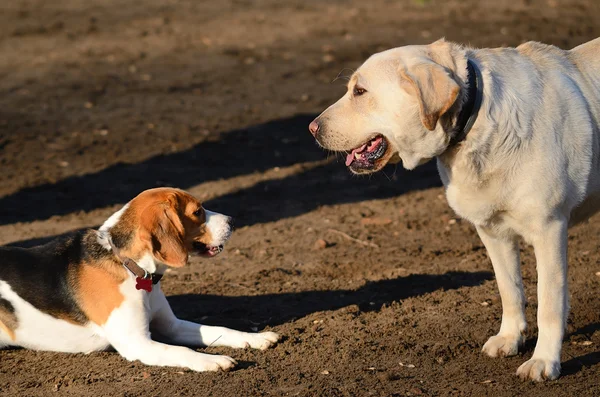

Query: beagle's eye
[
  {"left": 353, "top": 86, "right": 367, "bottom": 96},
  {"left": 193, "top": 208, "right": 204, "bottom": 218}
]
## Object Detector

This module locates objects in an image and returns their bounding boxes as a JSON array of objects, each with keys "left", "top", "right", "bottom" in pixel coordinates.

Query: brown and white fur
[
  {"left": 309, "top": 37, "right": 600, "bottom": 381},
  {"left": 0, "top": 187, "right": 279, "bottom": 371}
]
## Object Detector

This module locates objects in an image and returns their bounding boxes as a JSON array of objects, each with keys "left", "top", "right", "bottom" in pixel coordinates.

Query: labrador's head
[{"left": 309, "top": 40, "right": 466, "bottom": 173}]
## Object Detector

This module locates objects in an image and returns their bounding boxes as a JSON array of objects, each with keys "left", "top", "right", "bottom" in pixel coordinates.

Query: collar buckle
[{"left": 107, "top": 238, "right": 163, "bottom": 292}]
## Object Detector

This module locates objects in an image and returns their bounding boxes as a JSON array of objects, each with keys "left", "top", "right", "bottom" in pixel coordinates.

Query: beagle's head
[{"left": 102, "top": 188, "right": 232, "bottom": 268}]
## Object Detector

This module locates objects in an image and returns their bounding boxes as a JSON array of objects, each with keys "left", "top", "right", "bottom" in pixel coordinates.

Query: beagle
[{"left": 0, "top": 187, "right": 280, "bottom": 372}]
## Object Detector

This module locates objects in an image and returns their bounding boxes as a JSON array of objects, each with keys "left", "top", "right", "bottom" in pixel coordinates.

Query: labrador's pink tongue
[
  {"left": 345, "top": 144, "right": 367, "bottom": 166},
  {"left": 366, "top": 136, "right": 383, "bottom": 152},
  {"left": 345, "top": 152, "right": 355, "bottom": 166}
]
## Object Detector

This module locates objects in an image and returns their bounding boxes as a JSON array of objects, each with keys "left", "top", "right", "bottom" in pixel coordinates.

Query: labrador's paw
[
  {"left": 516, "top": 358, "right": 560, "bottom": 381},
  {"left": 482, "top": 333, "right": 522, "bottom": 358}
]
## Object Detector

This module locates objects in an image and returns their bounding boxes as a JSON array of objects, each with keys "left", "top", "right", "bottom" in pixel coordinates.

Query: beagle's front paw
[
  {"left": 190, "top": 354, "right": 237, "bottom": 372},
  {"left": 249, "top": 331, "right": 281, "bottom": 350},
  {"left": 230, "top": 331, "right": 281, "bottom": 350}
]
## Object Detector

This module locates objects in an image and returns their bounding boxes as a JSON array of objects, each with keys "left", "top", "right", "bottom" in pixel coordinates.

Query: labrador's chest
[
  {"left": 444, "top": 182, "right": 500, "bottom": 225},
  {"left": 437, "top": 160, "right": 515, "bottom": 232}
]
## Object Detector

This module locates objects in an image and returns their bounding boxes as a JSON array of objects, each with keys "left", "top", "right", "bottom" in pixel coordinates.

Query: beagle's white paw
[
  {"left": 223, "top": 331, "right": 281, "bottom": 350},
  {"left": 252, "top": 331, "right": 281, "bottom": 350},
  {"left": 236, "top": 331, "right": 281, "bottom": 350},
  {"left": 190, "top": 354, "right": 237, "bottom": 372}
]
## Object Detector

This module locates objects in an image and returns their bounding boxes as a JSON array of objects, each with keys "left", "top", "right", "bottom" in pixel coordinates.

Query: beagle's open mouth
[
  {"left": 344, "top": 134, "right": 390, "bottom": 173},
  {"left": 193, "top": 242, "right": 224, "bottom": 257}
]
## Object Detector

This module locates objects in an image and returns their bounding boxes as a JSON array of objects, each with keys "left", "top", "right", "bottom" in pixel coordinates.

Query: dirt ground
[{"left": 1, "top": 0, "right": 600, "bottom": 395}]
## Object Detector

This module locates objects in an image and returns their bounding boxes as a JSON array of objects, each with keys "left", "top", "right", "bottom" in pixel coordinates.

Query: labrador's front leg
[
  {"left": 516, "top": 217, "right": 568, "bottom": 381},
  {"left": 477, "top": 226, "right": 527, "bottom": 358}
]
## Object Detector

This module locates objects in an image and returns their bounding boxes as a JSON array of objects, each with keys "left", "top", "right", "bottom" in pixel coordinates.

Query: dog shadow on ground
[
  {"left": 561, "top": 322, "right": 600, "bottom": 376},
  {"left": 562, "top": 350, "right": 600, "bottom": 377},
  {"left": 166, "top": 270, "right": 493, "bottom": 330},
  {"left": 0, "top": 114, "right": 317, "bottom": 225},
  {"left": 0, "top": 114, "right": 441, "bottom": 228},
  {"left": 4, "top": 113, "right": 442, "bottom": 248}
]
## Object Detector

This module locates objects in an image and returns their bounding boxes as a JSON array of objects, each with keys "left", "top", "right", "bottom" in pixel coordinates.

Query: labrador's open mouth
[
  {"left": 193, "top": 242, "right": 224, "bottom": 257},
  {"left": 344, "top": 135, "right": 390, "bottom": 173}
]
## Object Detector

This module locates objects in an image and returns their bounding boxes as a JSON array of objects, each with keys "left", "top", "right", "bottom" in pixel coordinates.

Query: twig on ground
[{"left": 327, "top": 229, "right": 379, "bottom": 249}]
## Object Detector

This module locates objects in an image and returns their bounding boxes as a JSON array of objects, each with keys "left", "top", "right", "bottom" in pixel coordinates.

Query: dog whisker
[{"left": 331, "top": 68, "right": 355, "bottom": 84}]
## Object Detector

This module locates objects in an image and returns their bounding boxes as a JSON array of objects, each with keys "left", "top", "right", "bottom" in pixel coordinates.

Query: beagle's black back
[{"left": 0, "top": 231, "right": 101, "bottom": 324}]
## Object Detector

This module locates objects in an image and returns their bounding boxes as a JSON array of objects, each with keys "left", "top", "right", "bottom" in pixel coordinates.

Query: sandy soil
[{"left": 1, "top": 0, "right": 599, "bottom": 395}]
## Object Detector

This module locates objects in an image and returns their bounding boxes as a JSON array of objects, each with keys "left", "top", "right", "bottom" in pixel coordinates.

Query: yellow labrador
[{"left": 309, "top": 37, "right": 600, "bottom": 381}]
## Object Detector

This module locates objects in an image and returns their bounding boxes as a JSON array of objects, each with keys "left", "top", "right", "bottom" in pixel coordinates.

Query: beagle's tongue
[{"left": 345, "top": 143, "right": 367, "bottom": 166}]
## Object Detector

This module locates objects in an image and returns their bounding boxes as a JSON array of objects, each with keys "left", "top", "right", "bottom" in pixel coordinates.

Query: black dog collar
[{"left": 450, "top": 59, "right": 483, "bottom": 145}]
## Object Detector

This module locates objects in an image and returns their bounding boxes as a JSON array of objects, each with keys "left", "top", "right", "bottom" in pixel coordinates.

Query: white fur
[
  {"left": 312, "top": 37, "right": 600, "bottom": 381},
  {"left": 100, "top": 277, "right": 236, "bottom": 372},
  {"left": 0, "top": 281, "right": 109, "bottom": 353},
  {"left": 97, "top": 203, "right": 130, "bottom": 249},
  {"left": 99, "top": 203, "right": 130, "bottom": 233},
  {"left": 136, "top": 252, "right": 168, "bottom": 275},
  {"left": 205, "top": 210, "right": 231, "bottom": 246}
]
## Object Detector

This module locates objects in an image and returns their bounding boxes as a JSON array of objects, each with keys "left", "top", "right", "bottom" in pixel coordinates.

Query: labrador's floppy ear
[
  {"left": 400, "top": 61, "right": 460, "bottom": 131},
  {"left": 140, "top": 200, "right": 188, "bottom": 268}
]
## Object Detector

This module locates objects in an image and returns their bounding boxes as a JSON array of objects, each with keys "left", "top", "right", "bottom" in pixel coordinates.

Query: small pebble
[
  {"left": 322, "top": 54, "right": 335, "bottom": 63},
  {"left": 313, "top": 239, "right": 327, "bottom": 250},
  {"left": 361, "top": 217, "right": 392, "bottom": 226}
]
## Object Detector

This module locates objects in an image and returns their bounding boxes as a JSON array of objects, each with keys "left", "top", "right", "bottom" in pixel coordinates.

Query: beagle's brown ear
[
  {"left": 400, "top": 61, "right": 460, "bottom": 131},
  {"left": 140, "top": 203, "right": 188, "bottom": 268}
]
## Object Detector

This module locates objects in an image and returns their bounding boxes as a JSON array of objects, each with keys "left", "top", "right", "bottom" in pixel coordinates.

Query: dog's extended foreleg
[
  {"left": 516, "top": 217, "right": 568, "bottom": 381},
  {"left": 150, "top": 289, "right": 280, "bottom": 350},
  {"left": 477, "top": 226, "right": 526, "bottom": 358}
]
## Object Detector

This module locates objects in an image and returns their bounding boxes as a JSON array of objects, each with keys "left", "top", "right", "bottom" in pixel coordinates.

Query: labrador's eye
[{"left": 353, "top": 86, "right": 367, "bottom": 96}]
